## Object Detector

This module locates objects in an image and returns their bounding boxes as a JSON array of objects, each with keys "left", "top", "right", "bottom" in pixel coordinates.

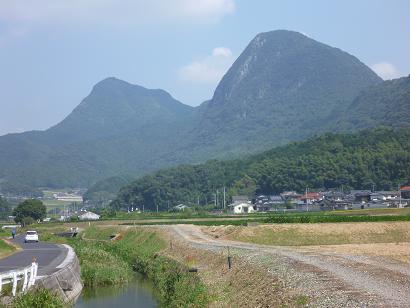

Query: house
[
  {"left": 78, "top": 211, "right": 100, "bottom": 221},
  {"left": 299, "top": 192, "right": 322, "bottom": 204},
  {"left": 280, "top": 191, "right": 301, "bottom": 203},
  {"left": 173, "top": 204, "right": 190, "bottom": 211},
  {"left": 351, "top": 190, "right": 372, "bottom": 202},
  {"left": 400, "top": 186, "right": 410, "bottom": 200},
  {"left": 378, "top": 191, "right": 399, "bottom": 200},
  {"left": 270, "top": 195, "right": 283, "bottom": 204},
  {"left": 228, "top": 202, "right": 256, "bottom": 214},
  {"left": 254, "top": 195, "right": 271, "bottom": 212},
  {"left": 369, "top": 193, "right": 383, "bottom": 202}
]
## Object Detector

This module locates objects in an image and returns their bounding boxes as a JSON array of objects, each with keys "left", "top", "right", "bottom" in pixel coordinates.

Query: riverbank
[{"left": 68, "top": 226, "right": 209, "bottom": 307}]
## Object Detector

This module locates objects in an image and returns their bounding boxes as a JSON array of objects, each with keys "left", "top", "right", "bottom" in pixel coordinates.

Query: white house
[
  {"left": 173, "top": 204, "right": 190, "bottom": 211},
  {"left": 78, "top": 211, "right": 100, "bottom": 221},
  {"left": 228, "top": 202, "right": 256, "bottom": 214}
]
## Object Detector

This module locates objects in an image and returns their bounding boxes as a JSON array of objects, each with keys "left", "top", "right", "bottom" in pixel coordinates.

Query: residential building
[{"left": 228, "top": 202, "right": 256, "bottom": 214}]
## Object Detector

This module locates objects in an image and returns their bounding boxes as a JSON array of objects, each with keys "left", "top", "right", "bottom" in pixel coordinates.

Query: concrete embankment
[{"left": 34, "top": 244, "right": 83, "bottom": 303}]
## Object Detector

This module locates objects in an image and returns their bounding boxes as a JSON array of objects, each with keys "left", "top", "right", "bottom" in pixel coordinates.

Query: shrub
[{"left": 13, "top": 288, "right": 64, "bottom": 308}]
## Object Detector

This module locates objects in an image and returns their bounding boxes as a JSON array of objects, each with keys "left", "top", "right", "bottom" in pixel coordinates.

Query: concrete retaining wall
[{"left": 34, "top": 244, "right": 83, "bottom": 304}]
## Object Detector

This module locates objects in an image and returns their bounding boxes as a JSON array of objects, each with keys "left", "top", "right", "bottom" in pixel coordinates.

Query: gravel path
[{"left": 168, "top": 224, "right": 410, "bottom": 307}]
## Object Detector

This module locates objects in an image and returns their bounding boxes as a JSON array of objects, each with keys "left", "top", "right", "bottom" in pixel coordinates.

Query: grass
[
  {"left": 12, "top": 288, "right": 64, "bottom": 308},
  {"left": 39, "top": 225, "right": 210, "bottom": 307},
  {"left": 0, "top": 238, "right": 16, "bottom": 258},
  {"left": 263, "top": 214, "right": 410, "bottom": 224},
  {"left": 42, "top": 199, "right": 72, "bottom": 209},
  {"left": 328, "top": 207, "right": 410, "bottom": 216}
]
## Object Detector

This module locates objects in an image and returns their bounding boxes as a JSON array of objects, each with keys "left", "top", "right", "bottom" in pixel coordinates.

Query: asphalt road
[{"left": 0, "top": 233, "right": 68, "bottom": 276}]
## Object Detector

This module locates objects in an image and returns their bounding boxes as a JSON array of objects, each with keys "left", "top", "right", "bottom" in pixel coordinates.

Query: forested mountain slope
[
  {"left": 111, "top": 127, "right": 410, "bottom": 211},
  {"left": 1, "top": 30, "right": 404, "bottom": 190}
]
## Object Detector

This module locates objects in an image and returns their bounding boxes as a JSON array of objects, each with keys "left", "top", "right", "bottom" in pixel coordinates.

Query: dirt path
[{"left": 167, "top": 224, "right": 410, "bottom": 307}]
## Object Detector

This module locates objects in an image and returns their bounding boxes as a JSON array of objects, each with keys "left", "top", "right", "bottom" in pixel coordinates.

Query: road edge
[{"left": 34, "top": 244, "right": 83, "bottom": 303}]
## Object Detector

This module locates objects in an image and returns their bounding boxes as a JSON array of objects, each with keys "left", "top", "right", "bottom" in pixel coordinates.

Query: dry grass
[
  {"left": 157, "top": 228, "right": 306, "bottom": 307},
  {"left": 305, "top": 242, "right": 410, "bottom": 265},
  {"left": 203, "top": 221, "right": 410, "bottom": 246}
]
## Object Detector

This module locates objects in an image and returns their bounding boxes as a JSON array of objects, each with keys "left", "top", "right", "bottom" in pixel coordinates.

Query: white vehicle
[{"left": 24, "top": 231, "right": 39, "bottom": 243}]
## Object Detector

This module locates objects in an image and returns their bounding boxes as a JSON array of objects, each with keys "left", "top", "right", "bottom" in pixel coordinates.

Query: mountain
[
  {"left": 0, "top": 78, "right": 194, "bottom": 187},
  {"left": 111, "top": 127, "right": 410, "bottom": 211},
  {"left": 0, "top": 30, "right": 403, "bottom": 190},
  {"left": 334, "top": 75, "right": 410, "bottom": 130},
  {"left": 187, "top": 30, "right": 382, "bottom": 159}
]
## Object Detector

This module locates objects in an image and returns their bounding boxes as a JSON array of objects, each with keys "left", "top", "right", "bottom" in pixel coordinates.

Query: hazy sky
[{"left": 0, "top": 0, "right": 409, "bottom": 136}]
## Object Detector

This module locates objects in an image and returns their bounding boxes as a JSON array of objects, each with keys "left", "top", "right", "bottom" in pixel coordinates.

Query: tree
[
  {"left": 13, "top": 199, "right": 46, "bottom": 224},
  {"left": 0, "top": 197, "right": 11, "bottom": 219}
]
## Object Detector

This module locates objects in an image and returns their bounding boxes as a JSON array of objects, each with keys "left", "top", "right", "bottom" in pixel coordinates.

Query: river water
[{"left": 75, "top": 274, "right": 158, "bottom": 308}]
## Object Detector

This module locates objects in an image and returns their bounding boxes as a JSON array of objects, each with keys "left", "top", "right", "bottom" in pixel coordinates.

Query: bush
[{"left": 13, "top": 288, "right": 64, "bottom": 308}]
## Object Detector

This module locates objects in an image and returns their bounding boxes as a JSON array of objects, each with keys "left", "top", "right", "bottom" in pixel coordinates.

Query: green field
[{"left": 42, "top": 199, "right": 73, "bottom": 209}]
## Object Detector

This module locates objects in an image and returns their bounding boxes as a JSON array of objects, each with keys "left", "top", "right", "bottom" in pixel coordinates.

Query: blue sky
[{"left": 0, "top": 0, "right": 409, "bottom": 135}]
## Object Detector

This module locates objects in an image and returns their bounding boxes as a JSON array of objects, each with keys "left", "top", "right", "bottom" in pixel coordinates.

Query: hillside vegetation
[
  {"left": 112, "top": 128, "right": 410, "bottom": 211},
  {"left": 0, "top": 30, "right": 388, "bottom": 189}
]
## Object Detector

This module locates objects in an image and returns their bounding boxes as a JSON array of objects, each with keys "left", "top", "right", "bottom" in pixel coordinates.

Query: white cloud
[
  {"left": 212, "top": 47, "right": 232, "bottom": 57},
  {"left": 0, "top": 0, "right": 235, "bottom": 26},
  {"left": 371, "top": 62, "right": 401, "bottom": 80},
  {"left": 179, "top": 47, "right": 234, "bottom": 83}
]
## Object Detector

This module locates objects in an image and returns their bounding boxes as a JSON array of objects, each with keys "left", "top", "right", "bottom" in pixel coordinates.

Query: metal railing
[{"left": 0, "top": 262, "right": 38, "bottom": 296}]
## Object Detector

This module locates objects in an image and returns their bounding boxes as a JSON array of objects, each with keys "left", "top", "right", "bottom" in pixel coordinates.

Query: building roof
[
  {"left": 300, "top": 192, "right": 321, "bottom": 200},
  {"left": 79, "top": 211, "right": 100, "bottom": 217}
]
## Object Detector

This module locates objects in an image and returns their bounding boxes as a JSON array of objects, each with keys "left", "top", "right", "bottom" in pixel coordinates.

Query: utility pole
[
  {"left": 305, "top": 187, "right": 308, "bottom": 212},
  {"left": 143, "top": 204, "right": 145, "bottom": 213},
  {"left": 216, "top": 190, "right": 219, "bottom": 208},
  {"left": 223, "top": 186, "right": 226, "bottom": 210},
  {"left": 398, "top": 184, "right": 402, "bottom": 208},
  {"left": 214, "top": 194, "right": 217, "bottom": 207},
  {"left": 156, "top": 203, "right": 158, "bottom": 213}
]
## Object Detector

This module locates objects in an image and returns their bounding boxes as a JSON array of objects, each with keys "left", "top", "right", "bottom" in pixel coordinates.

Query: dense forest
[
  {"left": 111, "top": 127, "right": 410, "bottom": 211},
  {"left": 0, "top": 181, "right": 43, "bottom": 198}
]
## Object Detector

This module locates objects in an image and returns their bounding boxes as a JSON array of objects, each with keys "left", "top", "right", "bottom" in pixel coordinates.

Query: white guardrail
[{"left": 0, "top": 262, "right": 38, "bottom": 296}]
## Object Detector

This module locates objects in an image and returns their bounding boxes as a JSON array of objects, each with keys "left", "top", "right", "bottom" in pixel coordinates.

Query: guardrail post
[
  {"left": 33, "top": 262, "right": 38, "bottom": 279},
  {"left": 12, "top": 272, "right": 17, "bottom": 296},
  {"left": 28, "top": 262, "right": 36, "bottom": 288},
  {"left": 22, "top": 268, "right": 28, "bottom": 292}
]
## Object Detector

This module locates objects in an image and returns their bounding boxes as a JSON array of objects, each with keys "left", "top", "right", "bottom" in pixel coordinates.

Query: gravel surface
[{"left": 168, "top": 224, "right": 410, "bottom": 307}]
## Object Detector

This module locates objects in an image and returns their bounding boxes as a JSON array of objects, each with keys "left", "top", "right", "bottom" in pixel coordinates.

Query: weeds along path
[{"left": 167, "top": 224, "right": 410, "bottom": 308}]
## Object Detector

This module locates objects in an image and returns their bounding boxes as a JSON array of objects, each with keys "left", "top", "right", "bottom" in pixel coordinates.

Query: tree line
[{"left": 111, "top": 127, "right": 410, "bottom": 211}]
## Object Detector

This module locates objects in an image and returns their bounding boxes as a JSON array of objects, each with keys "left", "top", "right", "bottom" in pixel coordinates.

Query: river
[{"left": 75, "top": 274, "right": 158, "bottom": 308}]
